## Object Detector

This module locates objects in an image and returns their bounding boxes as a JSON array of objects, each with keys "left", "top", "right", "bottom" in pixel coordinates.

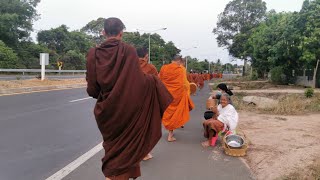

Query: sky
[{"left": 33, "top": 0, "right": 305, "bottom": 64}]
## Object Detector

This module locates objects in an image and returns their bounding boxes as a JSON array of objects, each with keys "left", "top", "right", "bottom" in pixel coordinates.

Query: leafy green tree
[
  {"left": 0, "top": 0, "right": 40, "bottom": 48},
  {"left": 81, "top": 17, "right": 105, "bottom": 45},
  {"left": 0, "top": 40, "right": 18, "bottom": 68},
  {"left": 61, "top": 50, "right": 86, "bottom": 70},
  {"left": 213, "top": 0, "right": 267, "bottom": 74},
  {"left": 15, "top": 41, "right": 50, "bottom": 69},
  {"left": 69, "top": 31, "right": 93, "bottom": 53},
  {"left": 37, "top": 25, "right": 92, "bottom": 69},
  {"left": 299, "top": 0, "right": 320, "bottom": 67},
  {"left": 37, "top": 25, "right": 71, "bottom": 54}
]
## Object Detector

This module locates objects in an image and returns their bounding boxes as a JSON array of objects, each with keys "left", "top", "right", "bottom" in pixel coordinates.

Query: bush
[
  {"left": 270, "top": 66, "right": 285, "bottom": 84},
  {"left": 305, "top": 88, "right": 314, "bottom": 98},
  {"left": 251, "top": 70, "right": 258, "bottom": 80}
]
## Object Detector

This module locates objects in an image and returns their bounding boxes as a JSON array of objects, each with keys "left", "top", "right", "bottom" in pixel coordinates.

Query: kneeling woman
[{"left": 202, "top": 94, "right": 239, "bottom": 147}]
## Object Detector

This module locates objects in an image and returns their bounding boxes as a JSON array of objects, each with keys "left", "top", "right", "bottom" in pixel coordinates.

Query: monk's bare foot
[
  {"left": 143, "top": 153, "right": 153, "bottom": 161},
  {"left": 106, "top": 178, "right": 111, "bottom": 180},
  {"left": 201, "top": 140, "right": 210, "bottom": 148},
  {"left": 168, "top": 136, "right": 176, "bottom": 142},
  {"left": 167, "top": 130, "right": 176, "bottom": 142}
]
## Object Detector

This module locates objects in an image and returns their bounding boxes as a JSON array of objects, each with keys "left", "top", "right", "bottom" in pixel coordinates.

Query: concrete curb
[{"left": 0, "top": 83, "right": 86, "bottom": 95}]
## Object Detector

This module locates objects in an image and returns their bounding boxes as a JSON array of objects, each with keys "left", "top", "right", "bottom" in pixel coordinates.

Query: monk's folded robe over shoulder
[
  {"left": 159, "top": 63, "right": 194, "bottom": 130},
  {"left": 86, "top": 39, "right": 173, "bottom": 178},
  {"left": 139, "top": 58, "right": 158, "bottom": 76}
]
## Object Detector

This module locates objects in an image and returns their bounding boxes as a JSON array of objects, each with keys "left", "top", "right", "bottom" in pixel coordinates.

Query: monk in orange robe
[
  {"left": 137, "top": 47, "right": 158, "bottom": 76},
  {"left": 191, "top": 73, "right": 199, "bottom": 86},
  {"left": 206, "top": 73, "right": 210, "bottom": 81},
  {"left": 196, "top": 73, "right": 205, "bottom": 89},
  {"left": 187, "top": 72, "right": 195, "bottom": 83},
  {"left": 159, "top": 56, "right": 194, "bottom": 142}
]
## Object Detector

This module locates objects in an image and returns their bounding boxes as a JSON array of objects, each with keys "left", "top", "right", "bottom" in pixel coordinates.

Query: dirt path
[
  {"left": 234, "top": 89, "right": 320, "bottom": 94},
  {"left": 239, "top": 111, "right": 320, "bottom": 179},
  {"left": 0, "top": 78, "right": 86, "bottom": 89}
]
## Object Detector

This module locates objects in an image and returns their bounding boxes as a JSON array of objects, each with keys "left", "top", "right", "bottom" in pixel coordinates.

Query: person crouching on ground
[{"left": 202, "top": 94, "right": 239, "bottom": 147}]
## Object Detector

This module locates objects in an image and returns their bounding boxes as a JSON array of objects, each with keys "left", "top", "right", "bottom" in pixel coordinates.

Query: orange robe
[
  {"left": 187, "top": 73, "right": 194, "bottom": 83},
  {"left": 206, "top": 74, "right": 210, "bottom": 81},
  {"left": 196, "top": 74, "right": 204, "bottom": 89},
  {"left": 139, "top": 58, "right": 158, "bottom": 76},
  {"left": 192, "top": 73, "right": 199, "bottom": 86},
  {"left": 159, "top": 63, "right": 195, "bottom": 130}
]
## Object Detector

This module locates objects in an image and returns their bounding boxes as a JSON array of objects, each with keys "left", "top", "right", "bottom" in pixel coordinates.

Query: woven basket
[
  {"left": 206, "top": 99, "right": 217, "bottom": 110},
  {"left": 222, "top": 133, "right": 248, "bottom": 157},
  {"left": 190, "top": 83, "right": 197, "bottom": 95}
]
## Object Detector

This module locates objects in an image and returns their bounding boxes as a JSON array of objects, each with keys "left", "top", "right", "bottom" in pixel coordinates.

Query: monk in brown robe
[
  {"left": 137, "top": 47, "right": 158, "bottom": 76},
  {"left": 136, "top": 47, "right": 158, "bottom": 161},
  {"left": 159, "top": 56, "right": 194, "bottom": 142},
  {"left": 86, "top": 17, "right": 173, "bottom": 180}
]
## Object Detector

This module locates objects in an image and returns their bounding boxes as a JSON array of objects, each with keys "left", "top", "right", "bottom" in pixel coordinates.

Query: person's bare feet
[
  {"left": 168, "top": 130, "right": 176, "bottom": 142},
  {"left": 201, "top": 140, "right": 211, "bottom": 148},
  {"left": 168, "top": 136, "right": 176, "bottom": 142},
  {"left": 143, "top": 153, "right": 153, "bottom": 161}
]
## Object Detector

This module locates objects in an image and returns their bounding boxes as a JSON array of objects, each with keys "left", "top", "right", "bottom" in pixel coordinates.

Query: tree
[
  {"left": 15, "top": 41, "right": 50, "bottom": 69},
  {"left": 0, "top": 0, "right": 40, "bottom": 48},
  {"left": 81, "top": 17, "right": 105, "bottom": 45},
  {"left": 61, "top": 50, "right": 86, "bottom": 70},
  {"left": 0, "top": 40, "right": 18, "bottom": 68},
  {"left": 69, "top": 31, "right": 93, "bottom": 54},
  {"left": 38, "top": 25, "right": 92, "bottom": 69},
  {"left": 299, "top": 0, "right": 320, "bottom": 86},
  {"left": 37, "top": 25, "right": 71, "bottom": 54},
  {"left": 213, "top": 0, "right": 267, "bottom": 75},
  {"left": 122, "top": 32, "right": 180, "bottom": 70}
]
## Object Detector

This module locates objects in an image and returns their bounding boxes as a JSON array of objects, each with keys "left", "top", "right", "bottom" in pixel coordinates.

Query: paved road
[
  {"left": 0, "top": 75, "right": 85, "bottom": 81},
  {"left": 63, "top": 83, "right": 253, "bottom": 180},
  {"left": 0, "top": 83, "right": 253, "bottom": 180},
  {"left": 0, "top": 88, "right": 101, "bottom": 180}
]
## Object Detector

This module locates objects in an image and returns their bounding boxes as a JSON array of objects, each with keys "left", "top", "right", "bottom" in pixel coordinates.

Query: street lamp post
[
  {"left": 137, "top": 28, "right": 167, "bottom": 63},
  {"left": 182, "top": 47, "right": 197, "bottom": 72}
]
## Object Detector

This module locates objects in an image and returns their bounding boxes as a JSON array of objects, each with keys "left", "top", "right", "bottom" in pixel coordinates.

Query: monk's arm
[{"left": 86, "top": 48, "right": 100, "bottom": 99}]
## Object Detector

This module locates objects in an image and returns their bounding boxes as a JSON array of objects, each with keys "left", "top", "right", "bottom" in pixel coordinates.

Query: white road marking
[
  {"left": 45, "top": 142, "right": 103, "bottom": 180},
  {"left": 69, "top": 97, "right": 92, "bottom": 103}
]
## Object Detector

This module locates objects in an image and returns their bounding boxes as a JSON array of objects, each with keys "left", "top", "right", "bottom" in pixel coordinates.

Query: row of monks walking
[{"left": 86, "top": 17, "right": 217, "bottom": 180}]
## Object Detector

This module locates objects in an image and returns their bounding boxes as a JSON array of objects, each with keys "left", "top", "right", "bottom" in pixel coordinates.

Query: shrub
[
  {"left": 270, "top": 66, "right": 285, "bottom": 84},
  {"left": 251, "top": 70, "right": 258, "bottom": 80},
  {"left": 305, "top": 88, "right": 314, "bottom": 98}
]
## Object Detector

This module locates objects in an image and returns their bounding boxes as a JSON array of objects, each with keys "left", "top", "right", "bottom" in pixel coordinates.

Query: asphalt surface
[
  {"left": 63, "top": 83, "right": 253, "bottom": 180},
  {"left": 0, "top": 75, "right": 85, "bottom": 81},
  {"left": 0, "top": 83, "right": 253, "bottom": 180},
  {"left": 0, "top": 88, "right": 101, "bottom": 180}
]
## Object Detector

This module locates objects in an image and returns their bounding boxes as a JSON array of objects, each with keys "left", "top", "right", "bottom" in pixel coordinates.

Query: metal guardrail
[{"left": 0, "top": 69, "right": 86, "bottom": 75}]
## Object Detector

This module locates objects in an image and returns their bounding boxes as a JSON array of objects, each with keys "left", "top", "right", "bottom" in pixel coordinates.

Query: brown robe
[
  {"left": 86, "top": 38, "right": 173, "bottom": 179},
  {"left": 203, "top": 119, "right": 224, "bottom": 138},
  {"left": 139, "top": 58, "right": 158, "bottom": 76}
]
